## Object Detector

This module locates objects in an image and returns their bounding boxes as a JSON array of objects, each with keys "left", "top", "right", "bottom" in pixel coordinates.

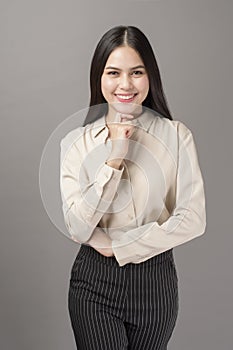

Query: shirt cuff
[
  {"left": 111, "top": 238, "right": 133, "bottom": 267},
  {"left": 94, "top": 162, "right": 124, "bottom": 196}
]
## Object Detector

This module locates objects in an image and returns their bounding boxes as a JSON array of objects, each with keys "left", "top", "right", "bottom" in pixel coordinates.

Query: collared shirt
[{"left": 60, "top": 109, "right": 206, "bottom": 266}]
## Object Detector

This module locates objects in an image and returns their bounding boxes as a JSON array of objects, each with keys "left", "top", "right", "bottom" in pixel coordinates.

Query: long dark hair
[{"left": 83, "top": 25, "right": 173, "bottom": 126}]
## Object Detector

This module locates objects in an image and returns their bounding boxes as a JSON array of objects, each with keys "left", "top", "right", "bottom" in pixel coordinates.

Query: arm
[
  {"left": 111, "top": 126, "right": 207, "bottom": 266},
  {"left": 60, "top": 134, "right": 124, "bottom": 243},
  {"left": 71, "top": 225, "right": 114, "bottom": 257}
]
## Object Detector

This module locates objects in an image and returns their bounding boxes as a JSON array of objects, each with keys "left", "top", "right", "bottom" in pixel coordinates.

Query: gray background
[{"left": 1, "top": 0, "right": 232, "bottom": 349}]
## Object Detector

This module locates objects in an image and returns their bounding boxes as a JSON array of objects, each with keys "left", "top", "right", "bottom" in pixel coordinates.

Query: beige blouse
[{"left": 60, "top": 109, "right": 206, "bottom": 266}]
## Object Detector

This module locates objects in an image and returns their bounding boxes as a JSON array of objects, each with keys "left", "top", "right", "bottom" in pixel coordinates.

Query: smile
[{"left": 115, "top": 94, "right": 137, "bottom": 102}]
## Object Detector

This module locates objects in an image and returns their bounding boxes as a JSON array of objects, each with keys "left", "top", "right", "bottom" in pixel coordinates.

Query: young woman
[{"left": 60, "top": 25, "right": 206, "bottom": 349}]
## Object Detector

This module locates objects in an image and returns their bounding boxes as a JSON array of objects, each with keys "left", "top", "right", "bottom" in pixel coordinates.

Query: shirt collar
[{"left": 92, "top": 108, "right": 158, "bottom": 140}]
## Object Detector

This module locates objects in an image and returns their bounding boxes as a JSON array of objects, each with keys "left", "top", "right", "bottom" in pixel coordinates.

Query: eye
[
  {"left": 107, "top": 71, "right": 119, "bottom": 76},
  {"left": 132, "top": 70, "right": 143, "bottom": 75}
]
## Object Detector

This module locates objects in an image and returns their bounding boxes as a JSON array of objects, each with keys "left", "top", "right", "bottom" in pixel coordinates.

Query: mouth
[{"left": 115, "top": 93, "right": 138, "bottom": 103}]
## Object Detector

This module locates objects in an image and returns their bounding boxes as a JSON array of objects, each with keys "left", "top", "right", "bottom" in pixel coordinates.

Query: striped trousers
[{"left": 68, "top": 245, "right": 179, "bottom": 350}]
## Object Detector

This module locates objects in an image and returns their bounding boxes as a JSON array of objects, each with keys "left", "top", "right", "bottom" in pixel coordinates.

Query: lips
[{"left": 115, "top": 93, "right": 137, "bottom": 103}]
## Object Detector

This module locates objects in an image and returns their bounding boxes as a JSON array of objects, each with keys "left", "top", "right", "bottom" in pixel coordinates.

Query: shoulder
[
  {"left": 149, "top": 115, "right": 193, "bottom": 141},
  {"left": 157, "top": 116, "right": 191, "bottom": 134},
  {"left": 60, "top": 124, "right": 92, "bottom": 150},
  {"left": 60, "top": 125, "right": 91, "bottom": 164}
]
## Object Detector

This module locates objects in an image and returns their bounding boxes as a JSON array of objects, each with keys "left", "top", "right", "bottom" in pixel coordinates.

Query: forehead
[{"left": 105, "top": 46, "right": 143, "bottom": 65}]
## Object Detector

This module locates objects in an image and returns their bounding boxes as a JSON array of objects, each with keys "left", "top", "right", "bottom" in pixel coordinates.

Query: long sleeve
[
  {"left": 111, "top": 127, "right": 206, "bottom": 266},
  {"left": 60, "top": 132, "right": 124, "bottom": 243}
]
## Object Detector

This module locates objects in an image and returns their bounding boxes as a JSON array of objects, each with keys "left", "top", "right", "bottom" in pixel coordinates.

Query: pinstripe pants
[{"left": 68, "top": 245, "right": 179, "bottom": 350}]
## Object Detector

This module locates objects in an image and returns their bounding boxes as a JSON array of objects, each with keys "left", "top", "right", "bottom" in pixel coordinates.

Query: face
[{"left": 101, "top": 46, "right": 149, "bottom": 119}]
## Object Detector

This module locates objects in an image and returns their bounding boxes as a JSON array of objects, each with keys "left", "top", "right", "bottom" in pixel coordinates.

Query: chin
[{"left": 110, "top": 101, "right": 142, "bottom": 116}]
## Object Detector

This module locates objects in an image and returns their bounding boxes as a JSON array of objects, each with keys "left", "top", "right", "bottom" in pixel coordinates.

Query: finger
[
  {"left": 121, "top": 118, "right": 132, "bottom": 123},
  {"left": 120, "top": 114, "right": 135, "bottom": 120}
]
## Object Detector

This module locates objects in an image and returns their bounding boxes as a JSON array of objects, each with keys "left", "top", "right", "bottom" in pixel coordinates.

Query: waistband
[{"left": 77, "top": 244, "right": 174, "bottom": 267}]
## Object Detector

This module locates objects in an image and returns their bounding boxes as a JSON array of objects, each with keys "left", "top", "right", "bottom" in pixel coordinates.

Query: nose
[{"left": 118, "top": 73, "right": 133, "bottom": 90}]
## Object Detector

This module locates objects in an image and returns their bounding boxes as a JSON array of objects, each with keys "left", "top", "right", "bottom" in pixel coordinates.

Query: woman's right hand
[{"left": 106, "top": 113, "right": 136, "bottom": 167}]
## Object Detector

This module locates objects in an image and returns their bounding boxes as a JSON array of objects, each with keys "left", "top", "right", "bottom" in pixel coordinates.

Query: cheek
[
  {"left": 101, "top": 76, "right": 116, "bottom": 93},
  {"left": 138, "top": 76, "right": 150, "bottom": 92}
]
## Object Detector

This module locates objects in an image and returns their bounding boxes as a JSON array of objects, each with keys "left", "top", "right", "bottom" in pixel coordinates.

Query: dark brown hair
[{"left": 83, "top": 25, "right": 173, "bottom": 126}]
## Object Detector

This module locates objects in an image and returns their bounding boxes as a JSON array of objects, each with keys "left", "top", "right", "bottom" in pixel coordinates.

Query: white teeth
[{"left": 117, "top": 94, "right": 135, "bottom": 100}]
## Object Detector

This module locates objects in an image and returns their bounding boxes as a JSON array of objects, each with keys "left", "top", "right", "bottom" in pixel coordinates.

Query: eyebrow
[{"left": 105, "top": 65, "right": 145, "bottom": 70}]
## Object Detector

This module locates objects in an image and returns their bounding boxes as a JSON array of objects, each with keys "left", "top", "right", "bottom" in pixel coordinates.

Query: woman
[{"left": 60, "top": 25, "right": 206, "bottom": 349}]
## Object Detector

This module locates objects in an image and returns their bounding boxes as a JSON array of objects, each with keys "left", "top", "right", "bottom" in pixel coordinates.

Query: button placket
[{"left": 123, "top": 160, "right": 138, "bottom": 227}]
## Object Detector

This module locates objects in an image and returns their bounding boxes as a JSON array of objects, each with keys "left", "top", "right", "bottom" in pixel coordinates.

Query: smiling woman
[
  {"left": 101, "top": 46, "right": 149, "bottom": 109},
  {"left": 83, "top": 25, "right": 173, "bottom": 125},
  {"left": 60, "top": 25, "right": 206, "bottom": 350}
]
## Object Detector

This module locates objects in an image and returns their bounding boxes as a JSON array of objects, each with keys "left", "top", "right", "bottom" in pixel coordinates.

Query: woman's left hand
[{"left": 86, "top": 227, "right": 114, "bottom": 257}]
